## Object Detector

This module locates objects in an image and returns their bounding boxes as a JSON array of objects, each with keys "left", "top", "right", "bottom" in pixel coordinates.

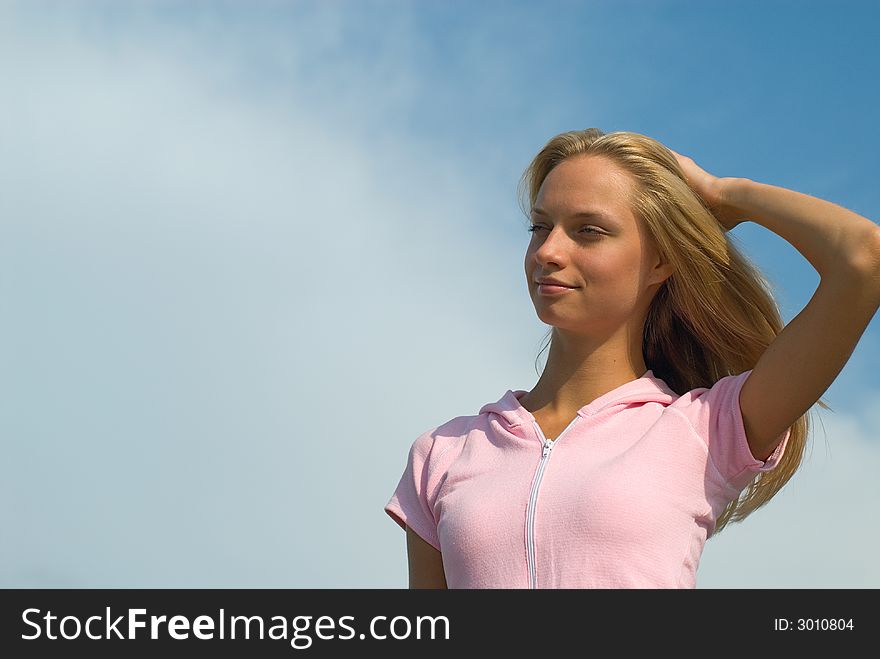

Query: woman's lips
[{"left": 537, "top": 283, "right": 577, "bottom": 295}]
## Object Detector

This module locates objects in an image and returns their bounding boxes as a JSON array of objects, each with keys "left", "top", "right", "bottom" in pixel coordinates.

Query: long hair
[{"left": 517, "top": 128, "right": 830, "bottom": 535}]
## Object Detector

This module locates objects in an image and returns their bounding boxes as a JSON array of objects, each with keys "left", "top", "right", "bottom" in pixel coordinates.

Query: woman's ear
[
  {"left": 652, "top": 261, "right": 675, "bottom": 286},
  {"left": 647, "top": 246, "right": 675, "bottom": 287}
]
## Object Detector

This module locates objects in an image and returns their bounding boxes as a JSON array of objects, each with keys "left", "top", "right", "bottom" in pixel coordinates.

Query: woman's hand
[{"left": 668, "top": 148, "right": 744, "bottom": 232}]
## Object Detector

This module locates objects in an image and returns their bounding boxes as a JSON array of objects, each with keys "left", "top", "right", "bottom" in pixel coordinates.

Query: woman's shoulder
[
  {"left": 405, "top": 388, "right": 522, "bottom": 459},
  {"left": 411, "top": 412, "right": 483, "bottom": 449},
  {"left": 666, "top": 369, "right": 751, "bottom": 415}
]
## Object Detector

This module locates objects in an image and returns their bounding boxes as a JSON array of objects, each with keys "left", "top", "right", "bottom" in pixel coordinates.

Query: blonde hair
[{"left": 517, "top": 128, "right": 830, "bottom": 534}]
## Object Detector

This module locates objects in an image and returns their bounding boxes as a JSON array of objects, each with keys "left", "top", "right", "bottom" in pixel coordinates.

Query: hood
[{"left": 478, "top": 369, "right": 678, "bottom": 433}]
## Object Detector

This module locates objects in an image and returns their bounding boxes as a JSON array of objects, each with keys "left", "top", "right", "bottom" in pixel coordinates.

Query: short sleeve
[
  {"left": 384, "top": 427, "right": 444, "bottom": 551},
  {"left": 673, "top": 369, "right": 790, "bottom": 491}
]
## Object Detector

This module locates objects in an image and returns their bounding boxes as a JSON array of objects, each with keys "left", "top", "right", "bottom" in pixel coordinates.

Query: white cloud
[{"left": 0, "top": 1, "right": 538, "bottom": 587}]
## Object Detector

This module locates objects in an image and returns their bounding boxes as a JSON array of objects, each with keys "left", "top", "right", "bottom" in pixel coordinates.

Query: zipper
[{"left": 526, "top": 415, "right": 581, "bottom": 589}]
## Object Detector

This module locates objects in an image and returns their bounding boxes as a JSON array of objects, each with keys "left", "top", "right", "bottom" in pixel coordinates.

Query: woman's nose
[{"left": 534, "top": 227, "right": 570, "bottom": 264}]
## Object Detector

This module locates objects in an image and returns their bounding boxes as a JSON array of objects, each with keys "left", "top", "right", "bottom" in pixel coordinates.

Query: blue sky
[{"left": 2, "top": 0, "right": 878, "bottom": 588}]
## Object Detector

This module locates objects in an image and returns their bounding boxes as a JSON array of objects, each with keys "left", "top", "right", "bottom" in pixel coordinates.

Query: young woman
[{"left": 384, "top": 128, "right": 880, "bottom": 588}]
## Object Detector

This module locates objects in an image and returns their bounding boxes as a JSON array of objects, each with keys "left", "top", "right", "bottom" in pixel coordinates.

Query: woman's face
[{"left": 524, "top": 154, "right": 671, "bottom": 334}]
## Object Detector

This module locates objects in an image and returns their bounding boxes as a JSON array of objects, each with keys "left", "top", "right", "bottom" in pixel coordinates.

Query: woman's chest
[{"left": 434, "top": 432, "right": 714, "bottom": 552}]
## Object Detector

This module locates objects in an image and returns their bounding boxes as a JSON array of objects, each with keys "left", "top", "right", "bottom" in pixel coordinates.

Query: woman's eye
[{"left": 527, "top": 224, "right": 601, "bottom": 236}]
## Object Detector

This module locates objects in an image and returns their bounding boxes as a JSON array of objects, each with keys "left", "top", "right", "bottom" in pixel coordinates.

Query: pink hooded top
[{"left": 384, "top": 368, "right": 790, "bottom": 589}]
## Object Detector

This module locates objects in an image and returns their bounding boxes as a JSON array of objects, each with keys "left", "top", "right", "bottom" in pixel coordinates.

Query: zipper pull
[{"left": 542, "top": 439, "right": 554, "bottom": 458}]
